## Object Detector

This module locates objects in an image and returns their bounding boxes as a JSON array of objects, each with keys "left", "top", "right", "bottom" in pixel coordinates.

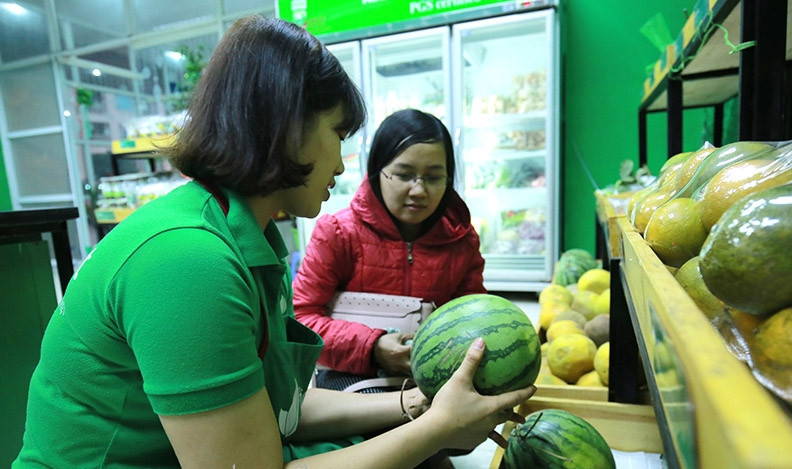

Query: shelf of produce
[
  {"left": 616, "top": 215, "right": 792, "bottom": 469},
  {"left": 111, "top": 134, "right": 176, "bottom": 156},
  {"left": 489, "top": 385, "right": 661, "bottom": 469},
  {"left": 594, "top": 190, "right": 631, "bottom": 262}
]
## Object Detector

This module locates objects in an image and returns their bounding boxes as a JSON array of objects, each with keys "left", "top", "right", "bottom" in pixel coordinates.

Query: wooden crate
[{"left": 594, "top": 191, "right": 633, "bottom": 259}]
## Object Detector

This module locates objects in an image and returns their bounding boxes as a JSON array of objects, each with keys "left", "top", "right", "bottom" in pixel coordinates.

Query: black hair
[
  {"left": 366, "top": 108, "right": 456, "bottom": 234},
  {"left": 167, "top": 16, "right": 366, "bottom": 196}
]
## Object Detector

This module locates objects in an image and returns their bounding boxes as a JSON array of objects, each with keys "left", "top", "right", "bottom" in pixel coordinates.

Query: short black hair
[
  {"left": 168, "top": 16, "right": 366, "bottom": 196},
  {"left": 367, "top": 108, "right": 456, "bottom": 230}
]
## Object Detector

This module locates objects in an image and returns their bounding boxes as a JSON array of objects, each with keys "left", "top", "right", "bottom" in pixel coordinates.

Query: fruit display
[
  {"left": 622, "top": 140, "right": 792, "bottom": 404},
  {"left": 501, "top": 409, "right": 616, "bottom": 469},
  {"left": 538, "top": 260, "right": 611, "bottom": 386},
  {"left": 410, "top": 294, "right": 541, "bottom": 398}
]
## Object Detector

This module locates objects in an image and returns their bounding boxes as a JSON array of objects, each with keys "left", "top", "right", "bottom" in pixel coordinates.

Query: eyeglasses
[{"left": 381, "top": 170, "right": 450, "bottom": 190}]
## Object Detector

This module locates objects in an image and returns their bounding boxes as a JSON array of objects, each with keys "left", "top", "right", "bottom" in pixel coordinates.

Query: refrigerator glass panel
[
  {"left": 327, "top": 42, "right": 365, "bottom": 197},
  {"left": 454, "top": 11, "right": 556, "bottom": 287},
  {"left": 363, "top": 28, "right": 450, "bottom": 132},
  {"left": 300, "top": 42, "right": 365, "bottom": 252}
]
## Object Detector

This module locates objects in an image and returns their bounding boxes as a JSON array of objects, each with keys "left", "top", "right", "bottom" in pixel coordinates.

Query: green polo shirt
[{"left": 14, "top": 181, "right": 291, "bottom": 468}]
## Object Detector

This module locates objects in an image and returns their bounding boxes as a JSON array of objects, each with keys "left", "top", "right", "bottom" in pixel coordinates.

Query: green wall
[
  {"left": 0, "top": 140, "right": 11, "bottom": 210},
  {"left": 561, "top": 0, "right": 708, "bottom": 253}
]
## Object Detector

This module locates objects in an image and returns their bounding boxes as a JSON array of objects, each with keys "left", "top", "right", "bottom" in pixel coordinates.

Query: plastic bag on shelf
[
  {"left": 642, "top": 140, "right": 792, "bottom": 268},
  {"left": 628, "top": 141, "right": 716, "bottom": 234}
]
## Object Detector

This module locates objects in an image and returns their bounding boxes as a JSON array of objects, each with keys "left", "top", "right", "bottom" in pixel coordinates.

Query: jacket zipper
[{"left": 404, "top": 242, "right": 413, "bottom": 296}]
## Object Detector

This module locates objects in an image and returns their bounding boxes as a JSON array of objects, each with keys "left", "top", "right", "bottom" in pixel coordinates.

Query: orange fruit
[
  {"left": 632, "top": 185, "right": 678, "bottom": 234},
  {"left": 675, "top": 256, "right": 726, "bottom": 321},
  {"left": 753, "top": 307, "right": 792, "bottom": 366},
  {"left": 657, "top": 151, "right": 694, "bottom": 187},
  {"left": 667, "top": 147, "right": 718, "bottom": 192},
  {"left": 698, "top": 159, "right": 792, "bottom": 230},
  {"left": 644, "top": 197, "right": 709, "bottom": 268},
  {"left": 627, "top": 184, "right": 659, "bottom": 219}
]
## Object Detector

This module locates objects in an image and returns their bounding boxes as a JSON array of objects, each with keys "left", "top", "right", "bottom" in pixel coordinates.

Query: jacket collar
[{"left": 349, "top": 177, "right": 474, "bottom": 245}]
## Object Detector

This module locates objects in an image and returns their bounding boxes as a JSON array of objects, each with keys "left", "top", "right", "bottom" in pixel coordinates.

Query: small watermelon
[
  {"left": 552, "top": 249, "right": 600, "bottom": 286},
  {"left": 502, "top": 409, "right": 616, "bottom": 469},
  {"left": 411, "top": 294, "right": 541, "bottom": 398}
]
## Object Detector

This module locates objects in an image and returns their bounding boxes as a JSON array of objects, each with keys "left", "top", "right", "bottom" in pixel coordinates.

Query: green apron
[
  {"left": 200, "top": 180, "right": 362, "bottom": 461},
  {"left": 259, "top": 277, "right": 363, "bottom": 462}
]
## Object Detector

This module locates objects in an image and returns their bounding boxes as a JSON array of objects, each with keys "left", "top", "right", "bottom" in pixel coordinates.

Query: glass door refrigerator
[
  {"left": 452, "top": 9, "right": 559, "bottom": 291},
  {"left": 361, "top": 27, "right": 451, "bottom": 136}
]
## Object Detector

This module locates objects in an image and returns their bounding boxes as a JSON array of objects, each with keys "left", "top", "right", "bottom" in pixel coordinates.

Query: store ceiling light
[
  {"left": 164, "top": 51, "right": 183, "bottom": 61},
  {"left": 1, "top": 2, "right": 26, "bottom": 15},
  {"left": 92, "top": 69, "right": 102, "bottom": 77}
]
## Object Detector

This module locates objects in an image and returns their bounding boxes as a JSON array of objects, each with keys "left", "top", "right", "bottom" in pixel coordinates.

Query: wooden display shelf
[
  {"left": 594, "top": 190, "right": 632, "bottom": 260},
  {"left": 489, "top": 388, "right": 661, "bottom": 468},
  {"left": 615, "top": 216, "right": 792, "bottom": 469}
]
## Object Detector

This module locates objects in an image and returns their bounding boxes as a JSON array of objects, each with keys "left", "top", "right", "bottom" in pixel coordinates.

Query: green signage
[{"left": 277, "top": 0, "right": 537, "bottom": 40}]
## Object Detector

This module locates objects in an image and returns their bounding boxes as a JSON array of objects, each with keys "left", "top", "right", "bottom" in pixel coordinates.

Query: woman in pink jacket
[{"left": 293, "top": 109, "right": 487, "bottom": 387}]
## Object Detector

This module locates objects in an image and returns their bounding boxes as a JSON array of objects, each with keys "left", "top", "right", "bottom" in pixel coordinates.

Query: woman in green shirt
[{"left": 13, "top": 15, "right": 535, "bottom": 469}]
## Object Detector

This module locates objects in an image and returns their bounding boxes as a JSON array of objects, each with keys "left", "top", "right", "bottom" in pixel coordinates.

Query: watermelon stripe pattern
[
  {"left": 502, "top": 409, "right": 616, "bottom": 469},
  {"left": 411, "top": 294, "right": 541, "bottom": 398}
]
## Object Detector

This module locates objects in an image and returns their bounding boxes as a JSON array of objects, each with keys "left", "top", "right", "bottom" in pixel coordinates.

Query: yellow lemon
[
  {"left": 572, "top": 290, "right": 600, "bottom": 321},
  {"left": 539, "top": 300, "right": 571, "bottom": 330},
  {"left": 550, "top": 309, "right": 587, "bottom": 329},
  {"left": 546, "top": 319, "right": 585, "bottom": 343},
  {"left": 540, "top": 341, "right": 550, "bottom": 357},
  {"left": 547, "top": 333, "right": 597, "bottom": 384},
  {"left": 593, "top": 288, "right": 610, "bottom": 316},
  {"left": 594, "top": 342, "right": 610, "bottom": 385},
  {"left": 576, "top": 370, "right": 605, "bottom": 387},
  {"left": 535, "top": 373, "right": 567, "bottom": 386},
  {"left": 578, "top": 268, "right": 610, "bottom": 295},
  {"left": 539, "top": 284, "right": 574, "bottom": 306}
]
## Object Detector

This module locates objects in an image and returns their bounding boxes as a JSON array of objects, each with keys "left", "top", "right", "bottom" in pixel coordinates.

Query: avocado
[{"left": 699, "top": 183, "right": 792, "bottom": 316}]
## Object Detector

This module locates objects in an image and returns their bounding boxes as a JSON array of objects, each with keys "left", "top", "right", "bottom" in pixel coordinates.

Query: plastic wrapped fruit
[{"left": 699, "top": 183, "right": 792, "bottom": 316}]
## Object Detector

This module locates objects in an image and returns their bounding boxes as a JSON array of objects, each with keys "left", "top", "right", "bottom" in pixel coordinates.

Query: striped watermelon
[
  {"left": 501, "top": 409, "right": 615, "bottom": 469},
  {"left": 410, "top": 294, "right": 541, "bottom": 398}
]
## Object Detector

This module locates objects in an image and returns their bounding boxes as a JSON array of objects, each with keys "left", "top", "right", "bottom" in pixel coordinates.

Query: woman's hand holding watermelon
[
  {"left": 374, "top": 332, "right": 414, "bottom": 376},
  {"left": 422, "top": 338, "right": 537, "bottom": 450}
]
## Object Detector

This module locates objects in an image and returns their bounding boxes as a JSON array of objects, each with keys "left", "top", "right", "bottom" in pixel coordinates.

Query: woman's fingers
[{"left": 452, "top": 338, "right": 486, "bottom": 384}]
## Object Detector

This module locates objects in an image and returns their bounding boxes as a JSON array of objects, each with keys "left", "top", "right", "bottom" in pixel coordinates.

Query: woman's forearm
[
  {"left": 292, "top": 387, "right": 423, "bottom": 441},
  {"left": 286, "top": 412, "right": 446, "bottom": 469}
]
